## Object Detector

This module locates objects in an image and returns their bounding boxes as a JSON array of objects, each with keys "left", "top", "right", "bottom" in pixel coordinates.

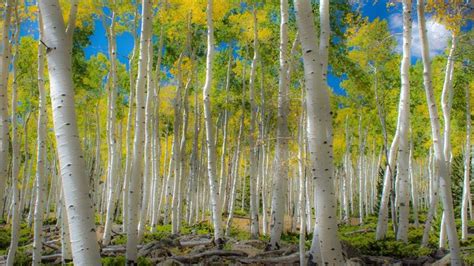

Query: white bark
[
  {"left": 461, "top": 84, "right": 471, "bottom": 241},
  {"left": 6, "top": 10, "right": 20, "bottom": 264},
  {"left": 248, "top": 8, "right": 260, "bottom": 239},
  {"left": 297, "top": 114, "right": 306, "bottom": 265},
  {"left": 269, "top": 0, "right": 289, "bottom": 249},
  {"left": 150, "top": 27, "right": 164, "bottom": 232},
  {"left": 294, "top": 0, "right": 344, "bottom": 263},
  {"left": 126, "top": 0, "right": 152, "bottom": 262},
  {"left": 39, "top": 1, "right": 101, "bottom": 264},
  {"left": 218, "top": 55, "right": 232, "bottom": 209},
  {"left": 0, "top": 0, "right": 13, "bottom": 216},
  {"left": 32, "top": 12, "right": 47, "bottom": 266},
  {"left": 202, "top": 0, "right": 223, "bottom": 244},
  {"left": 103, "top": 10, "right": 119, "bottom": 246},
  {"left": 122, "top": 26, "right": 137, "bottom": 234},
  {"left": 138, "top": 35, "right": 155, "bottom": 241},
  {"left": 396, "top": 0, "right": 412, "bottom": 243},
  {"left": 417, "top": 0, "right": 461, "bottom": 263},
  {"left": 171, "top": 56, "right": 183, "bottom": 234},
  {"left": 225, "top": 116, "right": 244, "bottom": 237}
]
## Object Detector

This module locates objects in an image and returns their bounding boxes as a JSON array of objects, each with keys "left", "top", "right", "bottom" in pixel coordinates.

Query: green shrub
[
  {"left": 102, "top": 255, "right": 126, "bottom": 265},
  {"left": 111, "top": 234, "right": 127, "bottom": 245}
]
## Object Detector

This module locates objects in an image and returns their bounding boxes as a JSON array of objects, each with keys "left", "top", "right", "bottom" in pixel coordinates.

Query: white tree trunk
[
  {"left": 32, "top": 15, "right": 48, "bottom": 265},
  {"left": 171, "top": 56, "right": 183, "bottom": 234},
  {"left": 202, "top": 0, "right": 223, "bottom": 245},
  {"left": 138, "top": 36, "right": 155, "bottom": 241},
  {"left": 7, "top": 12, "right": 20, "bottom": 264},
  {"left": 248, "top": 8, "right": 260, "bottom": 239},
  {"left": 125, "top": 0, "right": 152, "bottom": 263},
  {"left": 395, "top": 0, "right": 412, "bottom": 243},
  {"left": 103, "top": 11, "right": 119, "bottom": 246},
  {"left": 39, "top": 1, "right": 101, "bottom": 264},
  {"left": 297, "top": 114, "right": 306, "bottom": 265},
  {"left": 225, "top": 116, "right": 244, "bottom": 237},
  {"left": 122, "top": 27, "right": 138, "bottom": 234},
  {"left": 218, "top": 55, "right": 232, "bottom": 209},
  {"left": 150, "top": 28, "right": 164, "bottom": 232},
  {"left": 461, "top": 83, "right": 471, "bottom": 241},
  {"left": 269, "top": 0, "right": 289, "bottom": 250},
  {"left": 0, "top": 0, "right": 13, "bottom": 217},
  {"left": 294, "top": 0, "right": 344, "bottom": 263},
  {"left": 417, "top": 0, "right": 461, "bottom": 263}
]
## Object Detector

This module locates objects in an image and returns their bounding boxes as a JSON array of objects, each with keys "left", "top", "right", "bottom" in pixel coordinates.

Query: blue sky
[{"left": 20, "top": 2, "right": 462, "bottom": 96}]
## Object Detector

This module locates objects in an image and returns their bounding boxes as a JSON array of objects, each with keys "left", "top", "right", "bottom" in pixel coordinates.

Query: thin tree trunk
[
  {"left": 138, "top": 34, "right": 155, "bottom": 241},
  {"left": 103, "top": 10, "right": 119, "bottom": 245},
  {"left": 269, "top": 0, "right": 289, "bottom": 250},
  {"left": 0, "top": 0, "right": 13, "bottom": 217},
  {"left": 126, "top": 0, "right": 152, "bottom": 262},
  {"left": 395, "top": 0, "right": 413, "bottom": 243},
  {"left": 7, "top": 9, "right": 20, "bottom": 264},
  {"left": 248, "top": 8, "right": 260, "bottom": 239},
  {"left": 32, "top": 12, "right": 47, "bottom": 265},
  {"left": 461, "top": 83, "right": 471, "bottom": 241},
  {"left": 225, "top": 116, "right": 244, "bottom": 237},
  {"left": 417, "top": 0, "right": 461, "bottom": 263},
  {"left": 202, "top": 0, "right": 223, "bottom": 246}
]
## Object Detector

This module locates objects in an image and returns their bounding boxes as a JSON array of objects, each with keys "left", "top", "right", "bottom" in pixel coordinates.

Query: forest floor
[{"left": 0, "top": 213, "right": 473, "bottom": 265}]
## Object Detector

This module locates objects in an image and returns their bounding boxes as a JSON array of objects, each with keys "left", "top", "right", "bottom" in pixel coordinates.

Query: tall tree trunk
[
  {"left": 461, "top": 83, "right": 471, "bottom": 241},
  {"left": 202, "top": 0, "right": 223, "bottom": 246},
  {"left": 32, "top": 13, "right": 47, "bottom": 265},
  {"left": 269, "top": 0, "right": 289, "bottom": 250},
  {"left": 7, "top": 9, "right": 20, "bottom": 264},
  {"left": 225, "top": 116, "right": 244, "bottom": 236},
  {"left": 103, "top": 10, "right": 119, "bottom": 246},
  {"left": 248, "top": 8, "right": 260, "bottom": 239},
  {"left": 39, "top": 0, "right": 101, "bottom": 264},
  {"left": 150, "top": 27, "right": 164, "bottom": 232},
  {"left": 171, "top": 56, "right": 183, "bottom": 234},
  {"left": 395, "top": 0, "right": 412, "bottom": 243},
  {"left": 138, "top": 35, "right": 155, "bottom": 241},
  {"left": 417, "top": 0, "right": 461, "bottom": 263},
  {"left": 126, "top": 0, "right": 152, "bottom": 263},
  {"left": 0, "top": 0, "right": 13, "bottom": 217},
  {"left": 294, "top": 0, "right": 344, "bottom": 263},
  {"left": 122, "top": 11, "right": 138, "bottom": 233},
  {"left": 219, "top": 55, "right": 232, "bottom": 209}
]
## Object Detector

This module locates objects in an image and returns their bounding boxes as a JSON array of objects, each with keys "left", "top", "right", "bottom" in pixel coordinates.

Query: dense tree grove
[{"left": 0, "top": 0, "right": 473, "bottom": 265}]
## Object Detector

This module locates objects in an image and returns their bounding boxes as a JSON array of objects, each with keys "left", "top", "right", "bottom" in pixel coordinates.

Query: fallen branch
[
  {"left": 180, "top": 238, "right": 213, "bottom": 247},
  {"left": 41, "top": 253, "right": 62, "bottom": 263},
  {"left": 171, "top": 250, "right": 248, "bottom": 263},
  {"left": 343, "top": 228, "right": 374, "bottom": 236},
  {"left": 237, "top": 251, "right": 305, "bottom": 264}
]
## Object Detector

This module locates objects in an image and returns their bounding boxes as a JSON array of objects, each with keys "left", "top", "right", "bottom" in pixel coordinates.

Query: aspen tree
[
  {"left": 126, "top": 0, "right": 152, "bottom": 262},
  {"left": 461, "top": 83, "right": 471, "bottom": 241},
  {"left": 32, "top": 12, "right": 47, "bottom": 265},
  {"left": 202, "top": 0, "right": 223, "bottom": 245},
  {"left": 138, "top": 34, "right": 155, "bottom": 241},
  {"left": 269, "top": 0, "right": 289, "bottom": 250},
  {"left": 103, "top": 9, "right": 119, "bottom": 246},
  {"left": 294, "top": 0, "right": 344, "bottom": 263},
  {"left": 0, "top": 0, "right": 13, "bottom": 216},
  {"left": 417, "top": 0, "right": 461, "bottom": 263},
  {"left": 123, "top": 9, "right": 139, "bottom": 233},
  {"left": 6, "top": 6, "right": 20, "bottom": 264},
  {"left": 248, "top": 7, "right": 260, "bottom": 239},
  {"left": 395, "top": 0, "right": 413, "bottom": 243},
  {"left": 38, "top": 0, "right": 101, "bottom": 264}
]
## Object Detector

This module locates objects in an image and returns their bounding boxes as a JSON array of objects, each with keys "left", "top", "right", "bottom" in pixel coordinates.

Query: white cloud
[{"left": 388, "top": 13, "right": 451, "bottom": 57}]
